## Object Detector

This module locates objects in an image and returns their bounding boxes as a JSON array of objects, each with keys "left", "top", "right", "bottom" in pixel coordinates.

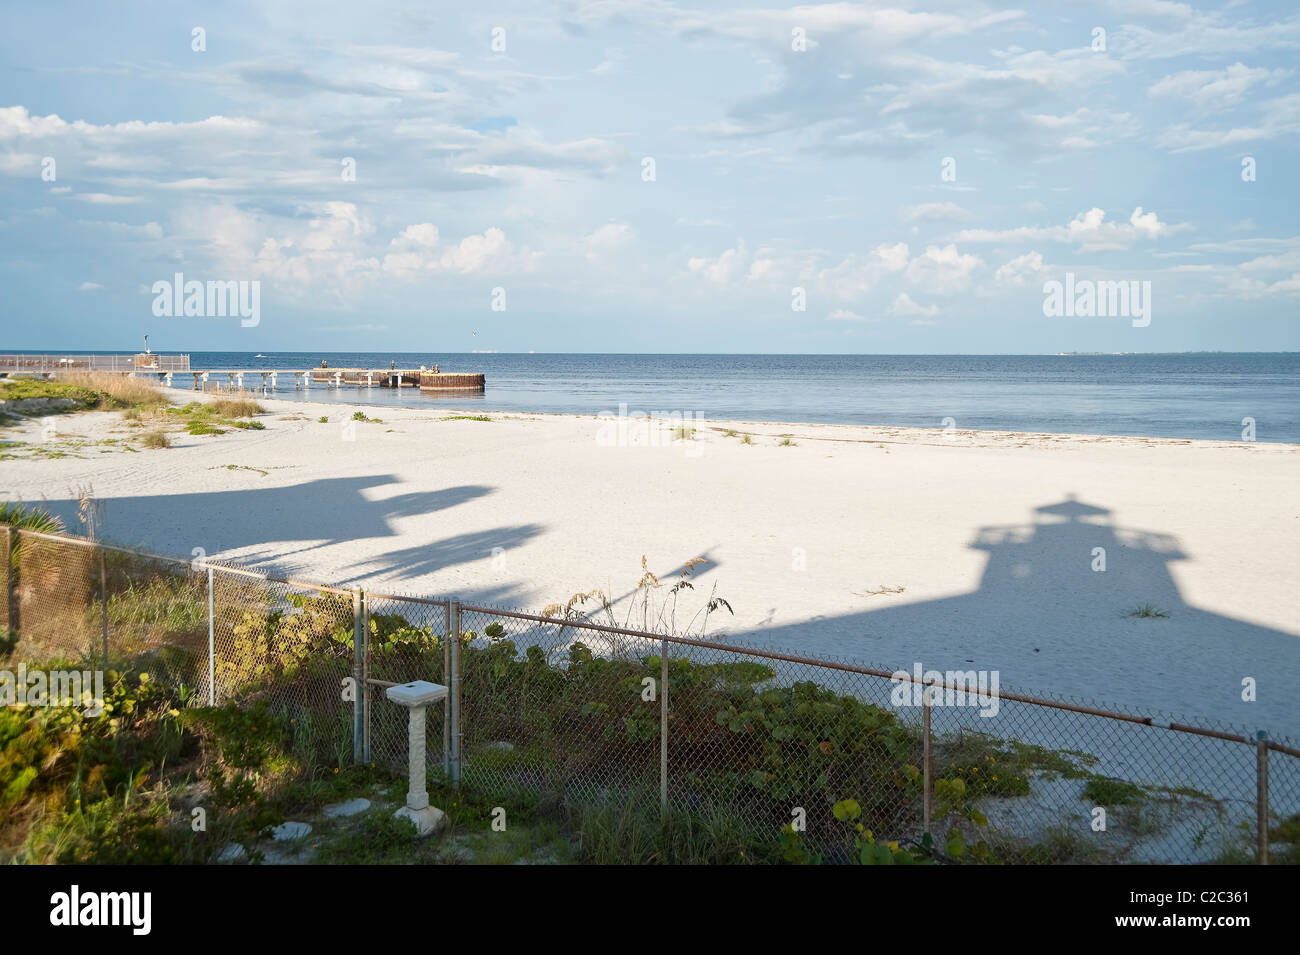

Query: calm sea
[{"left": 21, "top": 352, "right": 1300, "bottom": 443}]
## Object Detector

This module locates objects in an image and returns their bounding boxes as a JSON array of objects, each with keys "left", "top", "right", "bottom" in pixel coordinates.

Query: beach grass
[
  {"left": 1127, "top": 603, "right": 1170, "bottom": 619},
  {"left": 0, "top": 501, "right": 65, "bottom": 535},
  {"left": 0, "top": 372, "right": 165, "bottom": 412},
  {"left": 161, "top": 399, "right": 269, "bottom": 438},
  {"left": 211, "top": 397, "right": 265, "bottom": 418}
]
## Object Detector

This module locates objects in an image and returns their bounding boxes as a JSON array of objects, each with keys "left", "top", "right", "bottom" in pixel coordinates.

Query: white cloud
[
  {"left": 904, "top": 244, "right": 981, "bottom": 293},
  {"left": 584, "top": 223, "right": 635, "bottom": 262},
  {"left": 887, "top": 292, "right": 938, "bottom": 317},
  {"left": 77, "top": 281, "right": 103, "bottom": 291},
  {"left": 994, "top": 251, "right": 1049, "bottom": 286},
  {"left": 688, "top": 240, "right": 751, "bottom": 286},
  {"left": 166, "top": 201, "right": 537, "bottom": 299},
  {"left": 1227, "top": 273, "right": 1300, "bottom": 298},
  {"left": 467, "top": 132, "right": 628, "bottom": 176},
  {"left": 383, "top": 223, "right": 540, "bottom": 275},
  {"left": 1149, "top": 63, "right": 1291, "bottom": 111},
  {"left": 1103, "top": 0, "right": 1192, "bottom": 17},
  {"left": 816, "top": 242, "right": 909, "bottom": 299},
  {"left": 1117, "top": 12, "right": 1300, "bottom": 61},
  {"left": 79, "top": 219, "right": 163, "bottom": 240},
  {"left": 75, "top": 193, "right": 140, "bottom": 205},
  {"left": 954, "top": 207, "right": 1183, "bottom": 251},
  {"left": 592, "top": 48, "right": 625, "bottom": 75},
  {"left": 0, "top": 151, "right": 38, "bottom": 174},
  {"left": 570, "top": 2, "right": 1024, "bottom": 48},
  {"left": 1020, "top": 107, "right": 1140, "bottom": 150},
  {"left": 0, "top": 105, "right": 261, "bottom": 142},
  {"left": 902, "top": 202, "right": 969, "bottom": 223},
  {"left": 1157, "top": 92, "right": 1300, "bottom": 151}
]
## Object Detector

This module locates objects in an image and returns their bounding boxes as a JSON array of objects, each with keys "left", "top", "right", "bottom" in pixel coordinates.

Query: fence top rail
[
  {"left": 7, "top": 526, "right": 355, "bottom": 596},
  {"left": 453, "top": 602, "right": 1297, "bottom": 755},
  {"left": 365, "top": 591, "right": 450, "bottom": 608},
  {"left": 0, "top": 354, "right": 191, "bottom": 372},
  {"left": 5, "top": 523, "right": 1295, "bottom": 758}
]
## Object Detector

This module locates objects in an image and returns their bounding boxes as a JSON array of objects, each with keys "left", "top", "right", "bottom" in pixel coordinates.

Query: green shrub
[
  {"left": 1083, "top": 777, "right": 1147, "bottom": 807},
  {"left": 217, "top": 592, "right": 354, "bottom": 694}
]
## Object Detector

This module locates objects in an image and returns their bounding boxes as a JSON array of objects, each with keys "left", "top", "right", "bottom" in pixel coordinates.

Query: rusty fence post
[
  {"left": 443, "top": 601, "right": 451, "bottom": 778},
  {"left": 206, "top": 565, "right": 215, "bottom": 705},
  {"left": 352, "top": 588, "right": 364, "bottom": 764},
  {"left": 362, "top": 594, "right": 371, "bottom": 764},
  {"left": 98, "top": 545, "right": 109, "bottom": 665},
  {"left": 1257, "top": 730, "right": 1270, "bottom": 865},
  {"left": 922, "top": 692, "right": 932, "bottom": 838},
  {"left": 449, "top": 599, "right": 462, "bottom": 789},
  {"left": 660, "top": 637, "right": 669, "bottom": 812}
]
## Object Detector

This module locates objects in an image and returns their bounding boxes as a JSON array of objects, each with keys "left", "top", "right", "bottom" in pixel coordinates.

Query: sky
[{"left": 1, "top": 0, "right": 1298, "bottom": 354}]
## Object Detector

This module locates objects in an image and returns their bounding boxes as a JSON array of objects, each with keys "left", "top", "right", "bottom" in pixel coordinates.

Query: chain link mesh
[
  {"left": 4, "top": 524, "right": 1296, "bottom": 864},
  {"left": 363, "top": 592, "right": 448, "bottom": 776}
]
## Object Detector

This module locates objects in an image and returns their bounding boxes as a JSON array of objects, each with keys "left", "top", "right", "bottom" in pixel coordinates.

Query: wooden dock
[
  {"left": 305, "top": 368, "right": 486, "bottom": 391},
  {"left": 420, "top": 372, "right": 487, "bottom": 392},
  {"left": 310, "top": 367, "right": 422, "bottom": 388}
]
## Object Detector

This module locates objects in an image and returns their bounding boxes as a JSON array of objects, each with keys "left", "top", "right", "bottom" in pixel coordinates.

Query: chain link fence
[{"left": 4, "top": 524, "right": 1296, "bottom": 864}]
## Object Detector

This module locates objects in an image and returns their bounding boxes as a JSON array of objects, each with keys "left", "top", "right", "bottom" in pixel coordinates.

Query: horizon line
[{"left": 2, "top": 348, "right": 1298, "bottom": 357}]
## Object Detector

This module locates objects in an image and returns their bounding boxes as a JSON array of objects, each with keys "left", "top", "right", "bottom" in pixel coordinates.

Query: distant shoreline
[
  {"left": 4, "top": 348, "right": 1299, "bottom": 357},
  {"left": 212, "top": 387, "right": 1300, "bottom": 448},
  {"left": 8, "top": 351, "right": 1298, "bottom": 442}
]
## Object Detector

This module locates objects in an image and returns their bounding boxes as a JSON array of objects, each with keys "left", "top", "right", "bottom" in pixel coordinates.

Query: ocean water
[{"left": 16, "top": 352, "right": 1300, "bottom": 443}]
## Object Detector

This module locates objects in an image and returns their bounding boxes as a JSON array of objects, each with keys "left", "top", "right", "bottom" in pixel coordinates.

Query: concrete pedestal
[{"left": 385, "top": 681, "right": 450, "bottom": 839}]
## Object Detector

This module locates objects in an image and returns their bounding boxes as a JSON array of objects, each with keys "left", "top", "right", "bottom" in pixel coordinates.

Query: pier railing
[
  {"left": 4, "top": 523, "right": 1296, "bottom": 865},
  {"left": 0, "top": 353, "right": 191, "bottom": 373}
]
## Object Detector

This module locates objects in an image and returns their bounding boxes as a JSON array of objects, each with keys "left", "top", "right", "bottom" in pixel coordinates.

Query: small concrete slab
[
  {"left": 483, "top": 741, "right": 514, "bottom": 752},
  {"left": 386, "top": 680, "right": 448, "bottom": 708},
  {"left": 323, "top": 798, "right": 371, "bottom": 819},
  {"left": 270, "top": 821, "right": 313, "bottom": 841}
]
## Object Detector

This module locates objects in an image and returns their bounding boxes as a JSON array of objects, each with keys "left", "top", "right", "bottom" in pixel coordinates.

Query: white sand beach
[{"left": 3, "top": 392, "right": 1298, "bottom": 734}]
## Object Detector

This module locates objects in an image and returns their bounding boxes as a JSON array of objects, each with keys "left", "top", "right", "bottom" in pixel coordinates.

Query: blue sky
[{"left": 2, "top": 0, "right": 1298, "bottom": 353}]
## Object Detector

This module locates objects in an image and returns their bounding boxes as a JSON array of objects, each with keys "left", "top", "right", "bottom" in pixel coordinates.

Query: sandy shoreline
[{"left": 2, "top": 389, "right": 1297, "bottom": 734}]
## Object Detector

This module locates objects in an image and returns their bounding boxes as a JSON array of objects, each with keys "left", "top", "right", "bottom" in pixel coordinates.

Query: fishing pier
[{"left": 0, "top": 354, "right": 486, "bottom": 396}]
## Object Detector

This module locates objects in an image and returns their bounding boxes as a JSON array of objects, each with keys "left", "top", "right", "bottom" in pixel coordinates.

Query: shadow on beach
[
  {"left": 36, "top": 476, "right": 544, "bottom": 606},
  {"left": 734, "top": 495, "right": 1298, "bottom": 738}
]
